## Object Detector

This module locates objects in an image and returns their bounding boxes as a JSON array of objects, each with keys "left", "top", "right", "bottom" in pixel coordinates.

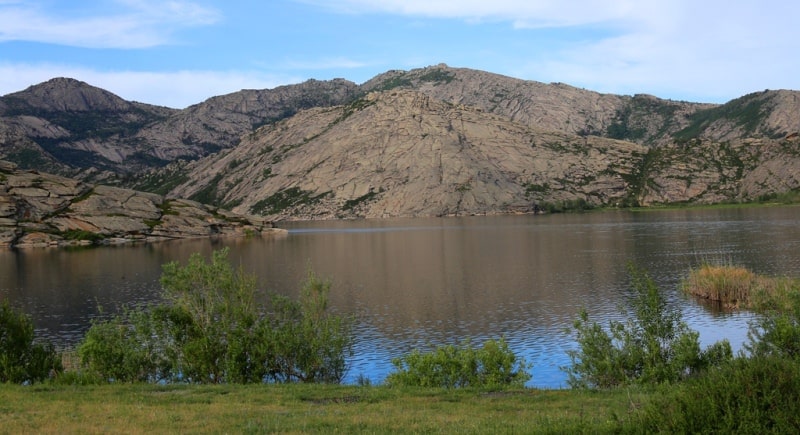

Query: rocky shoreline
[{"left": 0, "top": 160, "right": 285, "bottom": 248}]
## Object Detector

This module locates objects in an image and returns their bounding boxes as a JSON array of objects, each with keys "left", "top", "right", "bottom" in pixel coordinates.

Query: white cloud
[
  {"left": 0, "top": 63, "right": 298, "bottom": 108},
  {"left": 0, "top": 0, "right": 220, "bottom": 48},
  {"left": 297, "top": 0, "right": 640, "bottom": 27},
  {"left": 529, "top": 1, "right": 800, "bottom": 101},
  {"left": 299, "top": 0, "right": 800, "bottom": 101}
]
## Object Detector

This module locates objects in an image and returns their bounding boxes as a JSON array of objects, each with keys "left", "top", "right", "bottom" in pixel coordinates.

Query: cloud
[
  {"left": 530, "top": 1, "right": 800, "bottom": 101},
  {"left": 0, "top": 63, "right": 297, "bottom": 108},
  {"left": 297, "top": 0, "right": 640, "bottom": 27},
  {"left": 0, "top": 0, "right": 220, "bottom": 48}
]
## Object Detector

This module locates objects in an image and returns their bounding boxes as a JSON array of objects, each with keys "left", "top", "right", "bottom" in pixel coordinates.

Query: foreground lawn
[{"left": 0, "top": 383, "right": 644, "bottom": 434}]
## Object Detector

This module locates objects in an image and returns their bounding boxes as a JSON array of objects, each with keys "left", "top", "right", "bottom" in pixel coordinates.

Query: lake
[{"left": 2, "top": 206, "right": 799, "bottom": 388}]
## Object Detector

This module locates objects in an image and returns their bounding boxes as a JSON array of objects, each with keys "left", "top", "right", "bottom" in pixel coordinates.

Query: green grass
[{"left": 0, "top": 383, "right": 644, "bottom": 433}]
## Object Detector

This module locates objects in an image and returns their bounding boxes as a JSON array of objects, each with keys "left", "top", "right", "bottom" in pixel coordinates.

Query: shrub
[
  {"left": 266, "top": 271, "right": 354, "bottom": 383},
  {"left": 745, "top": 289, "right": 800, "bottom": 359},
  {"left": 565, "top": 265, "right": 732, "bottom": 388},
  {"left": 78, "top": 249, "right": 354, "bottom": 384},
  {"left": 0, "top": 301, "right": 62, "bottom": 384},
  {"left": 630, "top": 356, "right": 800, "bottom": 433},
  {"left": 386, "top": 338, "right": 531, "bottom": 388}
]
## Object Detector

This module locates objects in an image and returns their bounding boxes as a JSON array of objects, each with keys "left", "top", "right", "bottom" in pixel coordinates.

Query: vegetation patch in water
[{"left": 682, "top": 264, "right": 800, "bottom": 311}]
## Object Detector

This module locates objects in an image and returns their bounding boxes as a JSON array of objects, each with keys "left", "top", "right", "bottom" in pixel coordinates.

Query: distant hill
[{"left": 2, "top": 64, "right": 799, "bottom": 218}]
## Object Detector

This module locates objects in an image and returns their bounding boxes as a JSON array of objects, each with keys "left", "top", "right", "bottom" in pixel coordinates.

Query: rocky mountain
[
  {"left": 362, "top": 65, "right": 712, "bottom": 146},
  {"left": 0, "top": 160, "right": 283, "bottom": 248},
  {"left": 162, "top": 89, "right": 800, "bottom": 220},
  {"left": 2, "top": 64, "right": 799, "bottom": 221},
  {"left": 0, "top": 77, "right": 359, "bottom": 177}
]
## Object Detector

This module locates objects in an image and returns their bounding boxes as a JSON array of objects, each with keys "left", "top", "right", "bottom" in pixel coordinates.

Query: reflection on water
[{"left": 2, "top": 206, "right": 798, "bottom": 388}]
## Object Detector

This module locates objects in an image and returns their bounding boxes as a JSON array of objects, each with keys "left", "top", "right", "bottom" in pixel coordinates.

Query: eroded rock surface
[{"left": 0, "top": 160, "right": 283, "bottom": 248}]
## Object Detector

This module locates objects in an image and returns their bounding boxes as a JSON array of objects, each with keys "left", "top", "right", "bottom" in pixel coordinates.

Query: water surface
[{"left": 2, "top": 206, "right": 798, "bottom": 387}]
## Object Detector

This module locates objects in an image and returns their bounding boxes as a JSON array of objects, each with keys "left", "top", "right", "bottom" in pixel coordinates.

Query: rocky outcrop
[{"left": 0, "top": 160, "right": 283, "bottom": 248}]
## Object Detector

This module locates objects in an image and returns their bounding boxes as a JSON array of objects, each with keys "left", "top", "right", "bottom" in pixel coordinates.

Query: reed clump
[{"left": 682, "top": 264, "right": 799, "bottom": 310}]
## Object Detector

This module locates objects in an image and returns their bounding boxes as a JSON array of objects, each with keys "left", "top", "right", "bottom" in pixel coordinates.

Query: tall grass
[{"left": 682, "top": 264, "right": 799, "bottom": 310}]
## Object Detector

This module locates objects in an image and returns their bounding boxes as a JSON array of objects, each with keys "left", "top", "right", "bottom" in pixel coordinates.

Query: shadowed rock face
[
  {"left": 0, "top": 160, "right": 284, "bottom": 248},
  {"left": 0, "top": 77, "right": 359, "bottom": 177}
]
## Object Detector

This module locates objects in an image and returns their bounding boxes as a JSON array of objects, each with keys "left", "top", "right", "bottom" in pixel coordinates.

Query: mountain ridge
[{"left": 2, "top": 64, "right": 799, "bottom": 220}]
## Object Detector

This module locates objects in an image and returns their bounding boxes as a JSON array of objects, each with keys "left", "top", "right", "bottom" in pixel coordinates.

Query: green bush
[
  {"left": 266, "top": 271, "right": 354, "bottom": 383},
  {"left": 0, "top": 301, "right": 62, "bottom": 384},
  {"left": 565, "top": 265, "right": 732, "bottom": 388},
  {"left": 386, "top": 338, "right": 531, "bottom": 388},
  {"left": 745, "top": 289, "right": 800, "bottom": 359},
  {"left": 630, "top": 356, "right": 800, "bottom": 433},
  {"left": 78, "top": 249, "right": 354, "bottom": 384}
]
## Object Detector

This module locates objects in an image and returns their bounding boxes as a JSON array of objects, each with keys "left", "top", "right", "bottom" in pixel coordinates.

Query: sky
[{"left": 1, "top": 0, "right": 798, "bottom": 109}]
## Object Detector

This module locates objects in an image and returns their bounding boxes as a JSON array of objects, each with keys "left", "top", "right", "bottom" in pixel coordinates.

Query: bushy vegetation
[
  {"left": 0, "top": 301, "right": 62, "bottom": 384},
  {"left": 78, "top": 249, "right": 354, "bottom": 384},
  {"left": 386, "top": 338, "right": 531, "bottom": 388},
  {"left": 745, "top": 288, "right": 800, "bottom": 360},
  {"left": 249, "top": 187, "right": 330, "bottom": 215},
  {"left": 565, "top": 265, "right": 732, "bottom": 388},
  {"left": 624, "top": 266, "right": 800, "bottom": 432},
  {"left": 629, "top": 356, "right": 800, "bottom": 433}
]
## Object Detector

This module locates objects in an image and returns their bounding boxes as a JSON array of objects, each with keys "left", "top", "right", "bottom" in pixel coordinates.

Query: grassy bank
[{"left": 0, "top": 383, "right": 644, "bottom": 434}]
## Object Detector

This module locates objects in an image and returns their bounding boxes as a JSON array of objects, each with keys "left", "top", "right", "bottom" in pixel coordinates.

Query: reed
[{"left": 682, "top": 264, "right": 799, "bottom": 310}]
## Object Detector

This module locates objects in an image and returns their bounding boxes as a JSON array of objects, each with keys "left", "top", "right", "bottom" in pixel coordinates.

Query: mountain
[
  {"left": 0, "top": 77, "right": 359, "bottom": 177},
  {"left": 0, "top": 78, "right": 176, "bottom": 177},
  {"left": 162, "top": 89, "right": 800, "bottom": 219},
  {"left": 167, "top": 90, "right": 646, "bottom": 219},
  {"left": 2, "top": 64, "right": 799, "bottom": 219},
  {"left": 362, "top": 65, "right": 711, "bottom": 145}
]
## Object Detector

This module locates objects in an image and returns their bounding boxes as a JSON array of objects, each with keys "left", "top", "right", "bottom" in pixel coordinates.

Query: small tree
[
  {"left": 79, "top": 249, "right": 354, "bottom": 384},
  {"left": 0, "top": 301, "right": 62, "bottom": 384},
  {"left": 267, "top": 270, "right": 354, "bottom": 383},
  {"left": 565, "top": 265, "right": 732, "bottom": 388}
]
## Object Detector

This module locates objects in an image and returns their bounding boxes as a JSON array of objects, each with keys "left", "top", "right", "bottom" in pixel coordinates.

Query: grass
[
  {"left": 0, "top": 383, "right": 645, "bottom": 433},
  {"left": 682, "top": 264, "right": 799, "bottom": 310}
]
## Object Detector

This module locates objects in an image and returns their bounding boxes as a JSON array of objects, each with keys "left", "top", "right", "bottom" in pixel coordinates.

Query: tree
[{"left": 79, "top": 249, "right": 354, "bottom": 384}]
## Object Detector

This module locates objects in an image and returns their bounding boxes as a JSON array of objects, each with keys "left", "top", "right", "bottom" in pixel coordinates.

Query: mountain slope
[
  {"left": 362, "top": 64, "right": 713, "bottom": 145},
  {"left": 0, "top": 78, "right": 359, "bottom": 176},
  {"left": 0, "top": 78, "right": 176, "bottom": 175},
  {"left": 168, "top": 90, "right": 647, "bottom": 219}
]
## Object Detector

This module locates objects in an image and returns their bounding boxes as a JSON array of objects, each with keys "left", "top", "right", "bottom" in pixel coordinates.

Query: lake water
[{"left": 2, "top": 206, "right": 799, "bottom": 388}]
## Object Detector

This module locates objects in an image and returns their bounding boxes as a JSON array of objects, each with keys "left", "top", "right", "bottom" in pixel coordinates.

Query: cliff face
[
  {"left": 2, "top": 64, "right": 800, "bottom": 220},
  {"left": 0, "top": 160, "right": 283, "bottom": 248}
]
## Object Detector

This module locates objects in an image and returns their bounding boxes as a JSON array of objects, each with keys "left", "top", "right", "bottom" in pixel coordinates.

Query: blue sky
[{"left": 1, "top": 0, "right": 798, "bottom": 108}]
